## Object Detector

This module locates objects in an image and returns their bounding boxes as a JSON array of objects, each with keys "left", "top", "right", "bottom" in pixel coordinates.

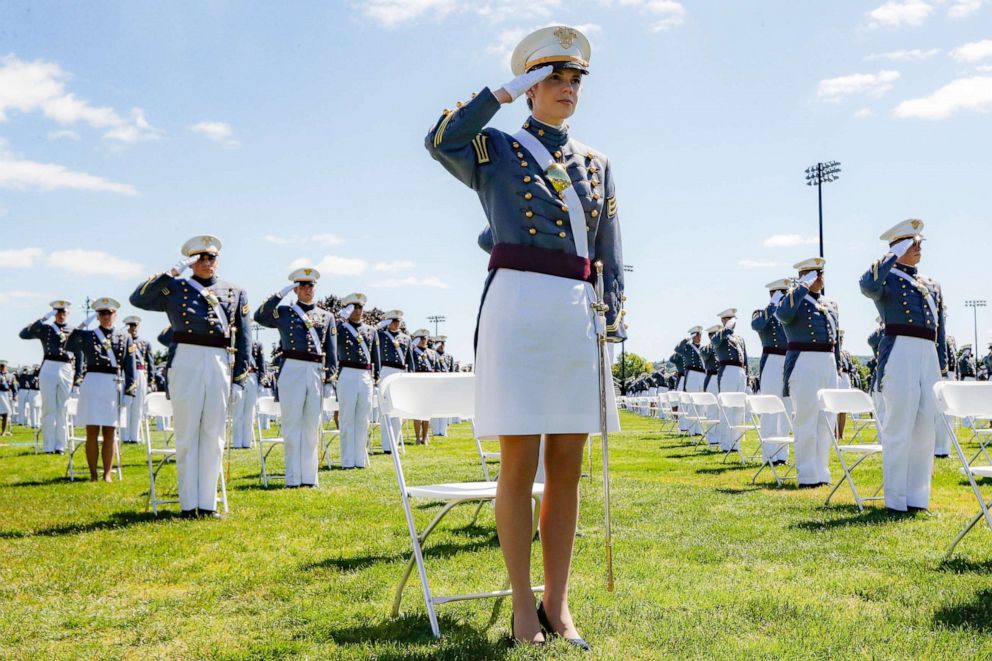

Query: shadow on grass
[
  {"left": 933, "top": 588, "right": 992, "bottom": 631},
  {"left": 302, "top": 534, "right": 500, "bottom": 573},
  {"left": 317, "top": 613, "right": 510, "bottom": 660},
  {"left": 3, "top": 475, "right": 74, "bottom": 488},
  {"left": 937, "top": 556, "right": 992, "bottom": 574},
  {"left": 714, "top": 486, "right": 762, "bottom": 495},
  {"left": 696, "top": 465, "right": 749, "bottom": 475},
  {"left": 0, "top": 509, "right": 181, "bottom": 539},
  {"left": 791, "top": 506, "right": 908, "bottom": 532}
]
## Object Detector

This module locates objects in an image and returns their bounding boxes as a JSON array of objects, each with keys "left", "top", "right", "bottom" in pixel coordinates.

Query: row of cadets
[
  {"left": 776, "top": 256, "right": 839, "bottom": 488},
  {"left": 675, "top": 327, "right": 705, "bottom": 435},
  {"left": 409, "top": 328, "right": 435, "bottom": 445},
  {"left": 120, "top": 316, "right": 154, "bottom": 444},
  {"left": 18, "top": 300, "right": 79, "bottom": 453},
  {"left": 0, "top": 360, "right": 15, "bottom": 435},
  {"left": 130, "top": 235, "right": 251, "bottom": 518},
  {"left": 701, "top": 324, "right": 722, "bottom": 446},
  {"left": 859, "top": 218, "right": 945, "bottom": 513},
  {"left": 66, "top": 298, "right": 136, "bottom": 481},
  {"left": 255, "top": 267, "right": 337, "bottom": 486},
  {"left": 712, "top": 307, "right": 748, "bottom": 453},
  {"left": 751, "top": 279, "right": 791, "bottom": 465},
  {"left": 336, "top": 292, "right": 379, "bottom": 469},
  {"left": 376, "top": 309, "right": 411, "bottom": 454}
]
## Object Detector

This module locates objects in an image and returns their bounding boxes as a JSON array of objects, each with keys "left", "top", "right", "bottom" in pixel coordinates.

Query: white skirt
[
  {"left": 475, "top": 269, "right": 620, "bottom": 439},
  {"left": 0, "top": 392, "right": 12, "bottom": 415},
  {"left": 77, "top": 373, "right": 121, "bottom": 427}
]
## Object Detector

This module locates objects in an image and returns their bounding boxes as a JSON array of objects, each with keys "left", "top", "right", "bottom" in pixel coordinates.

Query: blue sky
[{"left": 1, "top": 0, "right": 991, "bottom": 367}]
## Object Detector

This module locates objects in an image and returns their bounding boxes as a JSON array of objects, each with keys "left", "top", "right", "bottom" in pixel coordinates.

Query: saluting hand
[
  {"left": 889, "top": 238, "right": 914, "bottom": 259},
  {"left": 497, "top": 65, "right": 554, "bottom": 103},
  {"left": 42, "top": 309, "right": 56, "bottom": 320},
  {"left": 770, "top": 291, "right": 784, "bottom": 306},
  {"left": 79, "top": 313, "right": 97, "bottom": 329},
  {"left": 170, "top": 256, "right": 197, "bottom": 277},
  {"left": 278, "top": 284, "right": 295, "bottom": 299},
  {"left": 799, "top": 271, "right": 818, "bottom": 287}
]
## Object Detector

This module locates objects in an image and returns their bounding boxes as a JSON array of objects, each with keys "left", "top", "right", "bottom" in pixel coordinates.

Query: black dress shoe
[
  {"left": 935, "top": 454, "right": 949, "bottom": 459},
  {"left": 197, "top": 509, "right": 223, "bottom": 519},
  {"left": 179, "top": 509, "right": 198, "bottom": 519},
  {"left": 771, "top": 460, "right": 787, "bottom": 466},
  {"left": 537, "top": 602, "right": 590, "bottom": 651}
]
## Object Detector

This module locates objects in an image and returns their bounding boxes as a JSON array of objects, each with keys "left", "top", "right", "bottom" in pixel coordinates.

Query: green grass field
[{"left": 2, "top": 412, "right": 991, "bottom": 660}]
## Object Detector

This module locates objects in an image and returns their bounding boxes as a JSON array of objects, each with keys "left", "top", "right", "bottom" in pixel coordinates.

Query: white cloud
[
  {"left": 763, "top": 234, "right": 818, "bottom": 248},
  {"left": 47, "top": 129, "right": 79, "bottom": 141},
  {"left": 0, "top": 139, "right": 137, "bottom": 195},
  {"left": 978, "top": 64, "right": 992, "bottom": 73},
  {"left": 817, "top": 70, "right": 900, "bottom": 101},
  {"left": 738, "top": 260, "right": 784, "bottom": 269},
  {"left": 0, "top": 248, "right": 43, "bottom": 268},
  {"left": 865, "top": 48, "right": 941, "bottom": 62},
  {"left": 0, "top": 290, "right": 50, "bottom": 305},
  {"left": 291, "top": 255, "right": 368, "bottom": 276},
  {"left": 867, "top": 0, "right": 934, "bottom": 27},
  {"left": 357, "top": 0, "right": 560, "bottom": 27},
  {"left": 948, "top": 0, "right": 985, "bottom": 17},
  {"left": 45, "top": 249, "right": 143, "bottom": 279},
  {"left": 853, "top": 107, "right": 873, "bottom": 118},
  {"left": 951, "top": 39, "right": 992, "bottom": 63},
  {"left": 0, "top": 55, "right": 161, "bottom": 143},
  {"left": 265, "top": 233, "right": 344, "bottom": 247},
  {"left": 372, "top": 276, "right": 449, "bottom": 288},
  {"left": 190, "top": 121, "right": 241, "bottom": 148},
  {"left": 893, "top": 76, "right": 992, "bottom": 119},
  {"left": 373, "top": 260, "right": 414, "bottom": 272}
]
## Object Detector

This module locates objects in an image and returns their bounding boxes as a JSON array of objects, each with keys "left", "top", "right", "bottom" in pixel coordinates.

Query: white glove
[
  {"left": 279, "top": 284, "right": 295, "bottom": 298},
  {"left": 725, "top": 318, "right": 737, "bottom": 330},
  {"left": 171, "top": 256, "right": 197, "bottom": 276},
  {"left": 770, "top": 291, "right": 784, "bottom": 306},
  {"left": 79, "top": 313, "right": 97, "bottom": 328},
  {"left": 42, "top": 309, "right": 56, "bottom": 320},
  {"left": 499, "top": 65, "right": 553, "bottom": 102},
  {"left": 889, "top": 238, "right": 913, "bottom": 258},
  {"left": 799, "top": 271, "right": 818, "bottom": 287}
]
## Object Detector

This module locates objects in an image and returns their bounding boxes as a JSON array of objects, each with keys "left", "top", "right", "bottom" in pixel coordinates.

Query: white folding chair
[
  {"left": 472, "top": 419, "right": 500, "bottom": 482},
  {"left": 319, "top": 395, "right": 341, "bottom": 469},
  {"left": 934, "top": 382, "right": 992, "bottom": 558},
  {"left": 818, "top": 389, "right": 883, "bottom": 511},
  {"left": 65, "top": 398, "right": 122, "bottom": 481},
  {"left": 677, "top": 391, "right": 702, "bottom": 442},
  {"left": 255, "top": 396, "right": 285, "bottom": 487},
  {"left": 717, "top": 392, "right": 752, "bottom": 463},
  {"left": 379, "top": 372, "right": 544, "bottom": 638},
  {"left": 746, "top": 395, "right": 797, "bottom": 486},
  {"left": 688, "top": 392, "right": 721, "bottom": 446},
  {"left": 145, "top": 392, "right": 174, "bottom": 446},
  {"left": 143, "top": 395, "right": 179, "bottom": 515}
]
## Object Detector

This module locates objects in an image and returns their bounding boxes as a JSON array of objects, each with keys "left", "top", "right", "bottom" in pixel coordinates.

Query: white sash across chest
[
  {"left": 513, "top": 128, "right": 589, "bottom": 259},
  {"left": 890, "top": 268, "right": 939, "bottom": 323},
  {"left": 291, "top": 303, "right": 323, "bottom": 355},
  {"left": 384, "top": 331, "right": 406, "bottom": 364},
  {"left": 804, "top": 295, "right": 837, "bottom": 341},
  {"left": 185, "top": 278, "right": 230, "bottom": 336},
  {"left": 93, "top": 328, "right": 118, "bottom": 369},
  {"left": 342, "top": 322, "right": 370, "bottom": 362}
]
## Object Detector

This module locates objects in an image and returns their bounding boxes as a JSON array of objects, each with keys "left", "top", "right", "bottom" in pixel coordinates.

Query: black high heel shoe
[{"left": 537, "top": 601, "right": 591, "bottom": 651}]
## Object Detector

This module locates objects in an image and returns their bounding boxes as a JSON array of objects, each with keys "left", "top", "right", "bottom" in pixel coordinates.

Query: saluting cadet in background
[
  {"left": 676, "top": 327, "right": 706, "bottom": 435},
  {"left": 255, "top": 268, "right": 337, "bottom": 486},
  {"left": 410, "top": 329, "right": 434, "bottom": 444},
  {"left": 336, "top": 292, "right": 378, "bottom": 469},
  {"left": 701, "top": 324, "right": 722, "bottom": 447},
  {"left": 429, "top": 336, "right": 451, "bottom": 437},
  {"left": 130, "top": 235, "right": 250, "bottom": 518},
  {"left": 713, "top": 308, "right": 748, "bottom": 453},
  {"left": 230, "top": 340, "right": 266, "bottom": 449},
  {"left": 375, "top": 310, "right": 412, "bottom": 453},
  {"left": 67, "top": 298, "right": 136, "bottom": 481},
  {"left": 751, "top": 279, "right": 790, "bottom": 465},
  {"left": 121, "top": 316, "right": 153, "bottom": 444},
  {"left": 19, "top": 300, "right": 76, "bottom": 452},
  {"left": 861, "top": 219, "right": 946, "bottom": 513},
  {"left": 935, "top": 333, "right": 959, "bottom": 458},
  {"left": 777, "top": 257, "right": 838, "bottom": 488},
  {"left": 958, "top": 345, "right": 977, "bottom": 380},
  {"left": 14, "top": 368, "right": 28, "bottom": 427},
  {"left": 0, "top": 361, "right": 15, "bottom": 436}
]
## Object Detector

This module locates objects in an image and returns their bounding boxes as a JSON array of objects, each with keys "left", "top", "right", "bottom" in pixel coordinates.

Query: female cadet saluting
[{"left": 426, "top": 25, "right": 625, "bottom": 649}]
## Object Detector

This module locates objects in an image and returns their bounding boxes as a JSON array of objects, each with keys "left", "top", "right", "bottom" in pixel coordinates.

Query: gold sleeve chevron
[
  {"left": 432, "top": 107, "right": 458, "bottom": 148},
  {"left": 471, "top": 134, "right": 491, "bottom": 164},
  {"left": 607, "top": 195, "right": 618, "bottom": 218}
]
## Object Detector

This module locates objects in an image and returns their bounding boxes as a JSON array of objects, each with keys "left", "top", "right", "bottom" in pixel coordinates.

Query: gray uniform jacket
[
  {"left": 254, "top": 296, "right": 338, "bottom": 381},
  {"left": 66, "top": 326, "right": 136, "bottom": 396}
]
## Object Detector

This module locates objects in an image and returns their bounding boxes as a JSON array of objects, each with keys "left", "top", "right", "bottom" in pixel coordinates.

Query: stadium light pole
[
  {"left": 804, "top": 161, "right": 841, "bottom": 259},
  {"left": 966, "top": 300, "right": 986, "bottom": 355},
  {"left": 620, "top": 264, "right": 634, "bottom": 395},
  {"left": 427, "top": 315, "right": 446, "bottom": 337}
]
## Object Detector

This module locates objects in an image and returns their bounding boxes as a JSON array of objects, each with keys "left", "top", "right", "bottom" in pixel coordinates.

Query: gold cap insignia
[
  {"left": 201, "top": 236, "right": 211, "bottom": 246},
  {"left": 815, "top": 258, "right": 824, "bottom": 267},
  {"left": 554, "top": 27, "right": 577, "bottom": 49},
  {"left": 911, "top": 219, "right": 921, "bottom": 230},
  {"left": 304, "top": 268, "right": 312, "bottom": 276}
]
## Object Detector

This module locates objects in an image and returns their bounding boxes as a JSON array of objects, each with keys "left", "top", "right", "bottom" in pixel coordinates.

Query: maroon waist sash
[
  {"left": 787, "top": 342, "right": 834, "bottom": 353},
  {"left": 885, "top": 324, "right": 936, "bottom": 342},
  {"left": 488, "top": 244, "right": 591, "bottom": 282},
  {"left": 762, "top": 347, "right": 786, "bottom": 356}
]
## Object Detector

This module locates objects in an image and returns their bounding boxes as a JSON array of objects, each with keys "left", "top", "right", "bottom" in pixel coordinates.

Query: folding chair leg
[
  {"left": 944, "top": 504, "right": 992, "bottom": 559},
  {"left": 826, "top": 452, "right": 873, "bottom": 510}
]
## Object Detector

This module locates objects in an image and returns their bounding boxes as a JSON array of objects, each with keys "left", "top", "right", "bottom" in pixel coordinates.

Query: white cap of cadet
[
  {"left": 181, "top": 235, "right": 222, "bottom": 257},
  {"left": 511, "top": 26, "right": 591, "bottom": 75},
  {"left": 879, "top": 218, "right": 925, "bottom": 244}
]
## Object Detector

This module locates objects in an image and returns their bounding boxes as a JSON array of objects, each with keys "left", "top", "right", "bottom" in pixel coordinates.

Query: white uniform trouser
[
  {"left": 680, "top": 370, "right": 705, "bottom": 434},
  {"left": 717, "top": 365, "right": 746, "bottom": 452},
  {"left": 27, "top": 390, "right": 41, "bottom": 429},
  {"left": 278, "top": 360, "right": 322, "bottom": 486},
  {"left": 704, "top": 374, "right": 720, "bottom": 445},
  {"left": 758, "top": 354, "right": 789, "bottom": 462},
  {"left": 788, "top": 351, "right": 836, "bottom": 485},
  {"left": 880, "top": 336, "right": 940, "bottom": 511},
  {"left": 430, "top": 416, "right": 448, "bottom": 436},
  {"left": 231, "top": 372, "right": 259, "bottom": 448},
  {"left": 257, "top": 387, "right": 273, "bottom": 430},
  {"left": 169, "top": 344, "right": 230, "bottom": 512},
  {"left": 40, "top": 362, "right": 72, "bottom": 452},
  {"left": 16, "top": 391, "right": 27, "bottom": 425},
  {"left": 123, "top": 369, "right": 148, "bottom": 442},
  {"left": 338, "top": 366, "right": 372, "bottom": 468},
  {"left": 934, "top": 374, "right": 953, "bottom": 456},
  {"left": 379, "top": 366, "right": 404, "bottom": 452}
]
